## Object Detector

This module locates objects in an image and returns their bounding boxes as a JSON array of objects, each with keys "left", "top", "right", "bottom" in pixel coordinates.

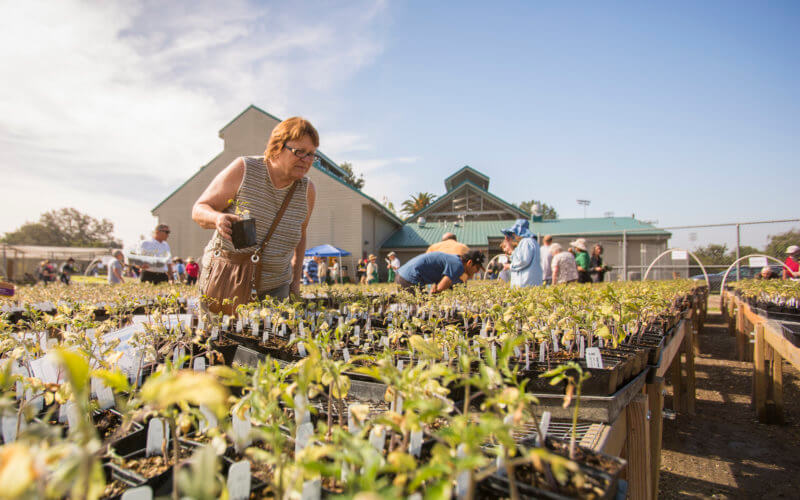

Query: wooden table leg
[
  {"left": 770, "top": 351, "right": 784, "bottom": 425},
  {"left": 736, "top": 308, "right": 746, "bottom": 360},
  {"left": 684, "top": 323, "right": 696, "bottom": 416},
  {"left": 626, "top": 394, "right": 652, "bottom": 500},
  {"left": 753, "top": 324, "right": 768, "bottom": 423},
  {"left": 670, "top": 345, "right": 683, "bottom": 414},
  {"left": 647, "top": 377, "right": 665, "bottom": 500}
]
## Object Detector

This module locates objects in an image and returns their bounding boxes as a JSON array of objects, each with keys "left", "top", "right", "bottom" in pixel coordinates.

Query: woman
[
  {"left": 589, "top": 244, "right": 606, "bottom": 283},
  {"left": 386, "top": 252, "right": 400, "bottom": 283},
  {"left": 501, "top": 219, "right": 543, "bottom": 287},
  {"left": 185, "top": 257, "right": 199, "bottom": 285},
  {"left": 366, "top": 254, "right": 379, "bottom": 284},
  {"left": 550, "top": 243, "right": 579, "bottom": 284},
  {"left": 330, "top": 258, "right": 340, "bottom": 283},
  {"left": 357, "top": 258, "right": 367, "bottom": 284},
  {"left": 192, "top": 117, "right": 318, "bottom": 300},
  {"left": 571, "top": 238, "right": 592, "bottom": 284}
]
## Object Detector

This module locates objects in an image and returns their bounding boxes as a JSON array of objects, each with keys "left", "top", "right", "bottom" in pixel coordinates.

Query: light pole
[{"left": 577, "top": 199, "right": 591, "bottom": 218}]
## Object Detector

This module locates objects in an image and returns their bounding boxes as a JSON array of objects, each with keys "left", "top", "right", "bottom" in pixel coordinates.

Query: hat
[
  {"left": 388, "top": 251, "right": 396, "bottom": 257},
  {"left": 786, "top": 245, "right": 800, "bottom": 254},
  {"left": 186, "top": 257, "right": 194, "bottom": 263},
  {"left": 368, "top": 254, "right": 376, "bottom": 260},
  {"left": 570, "top": 238, "right": 588, "bottom": 251},
  {"left": 501, "top": 219, "right": 533, "bottom": 238}
]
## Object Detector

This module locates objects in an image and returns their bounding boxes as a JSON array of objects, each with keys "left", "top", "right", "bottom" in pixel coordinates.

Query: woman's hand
[{"left": 215, "top": 213, "right": 241, "bottom": 241}]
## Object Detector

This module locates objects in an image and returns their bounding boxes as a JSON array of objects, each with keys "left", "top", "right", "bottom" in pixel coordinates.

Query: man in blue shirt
[
  {"left": 302, "top": 257, "right": 318, "bottom": 285},
  {"left": 502, "top": 219, "right": 543, "bottom": 287},
  {"left": 397, "top": 250, "right": 485, "bottom": 293}
]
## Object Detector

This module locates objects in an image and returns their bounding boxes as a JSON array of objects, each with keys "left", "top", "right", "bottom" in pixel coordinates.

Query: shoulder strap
[{"left": 255, "top": 181, "right": 298, "bottom": 257}]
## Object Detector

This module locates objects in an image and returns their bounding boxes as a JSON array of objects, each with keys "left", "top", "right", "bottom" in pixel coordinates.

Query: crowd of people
[
  {"left": 29, "top": 113, "right": 800, "bottom": 297},
  {"left": 481, "top": 219, "right": 609, "bottom": 287}
]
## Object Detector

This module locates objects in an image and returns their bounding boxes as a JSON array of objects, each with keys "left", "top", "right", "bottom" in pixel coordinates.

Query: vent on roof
[{"left": 418, "top": 216, "right": 426, "bottom": 227}]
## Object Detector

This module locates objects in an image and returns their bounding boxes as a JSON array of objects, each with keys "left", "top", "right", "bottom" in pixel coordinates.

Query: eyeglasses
[
  {"left": 284, "top": 144, "right": 321, "bottom": 162},
  {"left": 160, "top": 229, "right": 170, "bottom": 234}
]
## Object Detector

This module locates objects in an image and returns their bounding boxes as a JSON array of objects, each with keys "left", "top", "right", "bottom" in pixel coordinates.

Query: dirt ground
[{"left": 659, "top": 296, "right": 800, "bottom": 499}]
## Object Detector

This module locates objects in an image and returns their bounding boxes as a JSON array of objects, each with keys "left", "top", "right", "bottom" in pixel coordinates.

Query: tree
[
  {"left": 338, "top": 162, "right": 365, "bottom": 190},
  {"left": 401, "top": 192, "right": 437, "bottom": 217},
  {"left": 1, "top": 208, "right": 122, "bottom": 248},
  {"left": 381, "top": 196, "right": 398, "bottom": 216},
  {"left": 692, "top": 243, "right": 733, "bottom": 266},
  {"left": 765, "top": 229, "right": 800, "bottom": 259},
  {"left": 516, "top": 200, "right": 558, "bottom": 220}
]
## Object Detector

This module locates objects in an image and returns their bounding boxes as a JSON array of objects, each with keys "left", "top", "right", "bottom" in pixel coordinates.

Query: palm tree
[{"left": 401, "top": 192, "right": 437, "bottom": 217}]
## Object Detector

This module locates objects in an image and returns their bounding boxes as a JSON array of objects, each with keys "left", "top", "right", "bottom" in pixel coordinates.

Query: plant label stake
[
  {"left": 456, "top": 444, "right": 468, "bottom": 499},
  {"left": 222, "top": 315, "right": 231, "bottom": 330},
  {"left": 2, "top": 415, "right": 23, "bottom": 443},
  {"left": 173, "top": 346, "right": 185, "bottom": 369},
  {"left": 227, "top": 460, "right": 252, "bottom": 500},
  {"left": 296, "top": 422, "right": 314, "bottom": 455},
  {"left": 297, "top": 341, "right": 307, "bottom": 357},
  {"left": 65, "top": 401, "right": 80, "bottom": 431},
  {"left": 343, "top": 348, "right": 350, "bottom": 362},
  {"left": 199, "top": 405, "right": 217, "bottom": 432},
  {"left": 550, "top": 331, "right": 560, "bottom": 353},
  {"left": 538, "top": 411, "right": 551, "bottom": 446},
  {"left": 210, "top": 326, "right": 219, "bottom": 340},
  {"left": 539, "top": 342, "right": 546, "bottom": 363},
  {"left": 347, "top": 404, "right": 365, "bottom": 435},
  {"left": 354, "top": 325, "right": 361, "bottom": 345},
  {"left": 496, "top": 414, "right": 515, "bottom": 475},
  {"left": 369, "top": 425, "right": 386, "bottom": 452},
  {"left": 299, "top": 322, "right": 306, "bottom": 337},
  {"left": 443, "top": 347, "right": 449, "bottom": 361},
  {"left": 480, "top": 319, "right": 487, "bottom": 337},
  {"left": 120, "top": 486, "right": 153, "bottom": 500},
  {"left": 525, "top": 342, "right": 530, "bottom": 370},
  {"left": 235, "top": 319, "right": 243, "bottom": 333},
  {"left": 146, "top": 418, "right": 168, "bottom": 457},
  {"left": 513, "top": 345, "right": 521, "bottom": 358},
  {"left": 295, "top": 394, "right": 311, "bottom": 425},
  {"left": 232, "top": 410, "right": 252, "bottom": 453},
  {"left": 251, "top": 320, "right": 259, "bottom": 337},
  {"left": 193, "top": 357, "right": 206, "bottom": 372},
  {"left": 281, "top": 323, "right": 287, "bottom": 337},
  {"left": 407, "top": 429, "right": 424, "bottom": 457},
  {"left": 491, "top": 343, "right": 497, "bottom": 364},
  {"left": 585, "top": 347, "right": 604, "bottom": 369},
  {"left": 262, "top": 327, "right": 269, "bottom": 343},
  {"left": 579, "top": 336, "right": 585, "bottom": 358},
  {"left": 301, "top": 479, "right": 321, "bottom": 500}
]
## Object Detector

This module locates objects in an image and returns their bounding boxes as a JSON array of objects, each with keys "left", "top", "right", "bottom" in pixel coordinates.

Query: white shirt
[
  {"left": 540, "top": 244, "right": 552, "bottom": 281},
  {"left": 390, "top": 257, "right": 401, "bottom": 270},
  {"left": 138, "top": 239, "right": 171, "bottom": 273}
]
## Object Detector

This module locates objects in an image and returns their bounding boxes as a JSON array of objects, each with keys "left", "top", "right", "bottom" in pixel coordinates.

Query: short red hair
[{"left": 264, "top": 117, "right": 319, "bottom": 161}]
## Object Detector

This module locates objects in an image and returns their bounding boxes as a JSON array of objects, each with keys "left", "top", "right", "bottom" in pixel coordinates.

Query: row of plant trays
[{"left": 213, "top": 322, "right": 672, "bottom": 397}]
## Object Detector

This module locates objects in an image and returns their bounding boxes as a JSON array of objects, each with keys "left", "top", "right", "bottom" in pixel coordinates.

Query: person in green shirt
[{"left": 571, "top": 238, "right": 592, "bottom": 283}]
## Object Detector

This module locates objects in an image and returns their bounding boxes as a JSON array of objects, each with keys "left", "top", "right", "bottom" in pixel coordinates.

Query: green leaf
[{"left": 56, "top": 348, "right": 89, "bottom": 392}]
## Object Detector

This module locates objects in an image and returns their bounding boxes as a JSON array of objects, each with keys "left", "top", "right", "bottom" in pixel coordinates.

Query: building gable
[{"left": 409, "top": 180, "right": 529, "bottom": 222}]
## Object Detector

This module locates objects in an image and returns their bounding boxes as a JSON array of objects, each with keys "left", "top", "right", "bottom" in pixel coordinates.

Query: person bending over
[{"left": 396, "top": 250, "right": 485, "bottom": 293}]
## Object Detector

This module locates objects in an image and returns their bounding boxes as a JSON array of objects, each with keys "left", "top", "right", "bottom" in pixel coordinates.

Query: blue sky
[{"left": 1, "top": 1, "right": 797, "bottom": 250}]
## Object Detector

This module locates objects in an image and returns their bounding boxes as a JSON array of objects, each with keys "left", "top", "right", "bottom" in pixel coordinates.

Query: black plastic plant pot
[
  {"left": 102, "top": 462, "right": 147, "bottom": 500},
  {"left": 478, "top": 437, "right": 626, "bottom": 500},
  {"left": 231, "top": 218, "right": 257, "bottom": 249}
]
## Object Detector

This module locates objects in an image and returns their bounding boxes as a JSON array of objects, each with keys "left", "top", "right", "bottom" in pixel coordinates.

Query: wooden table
[{"left": 723, "top": 291, "right": 800, "bottom": 424}]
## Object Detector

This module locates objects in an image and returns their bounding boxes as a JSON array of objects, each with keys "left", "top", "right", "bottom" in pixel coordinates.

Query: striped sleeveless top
[{"left": 200, "top": 156, "right": 309, "bottom": 291}]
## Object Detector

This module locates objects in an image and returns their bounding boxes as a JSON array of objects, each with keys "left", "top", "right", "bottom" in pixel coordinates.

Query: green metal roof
[{"left": 382, "top": 217, "right": 670, "bottom": 249}]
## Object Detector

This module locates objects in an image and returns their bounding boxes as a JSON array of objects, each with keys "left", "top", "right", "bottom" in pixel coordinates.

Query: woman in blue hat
[{"left": 501, "top": 219, "right": 543, "bottom": 287}]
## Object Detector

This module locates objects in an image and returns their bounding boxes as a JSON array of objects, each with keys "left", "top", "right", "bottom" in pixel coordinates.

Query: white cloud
[{"left": 0, "top": 0, "right": 387, "bottom": 246}]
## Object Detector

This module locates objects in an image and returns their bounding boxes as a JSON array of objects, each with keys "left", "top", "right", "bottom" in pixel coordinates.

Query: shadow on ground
[{"left": 658, "top": 297, "right": 800, "bottom": 499}]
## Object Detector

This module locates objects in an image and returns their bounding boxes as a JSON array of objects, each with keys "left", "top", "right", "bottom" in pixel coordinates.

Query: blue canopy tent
[{"left": 304, "top": 244, "right": 351, "bottom": 283}]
